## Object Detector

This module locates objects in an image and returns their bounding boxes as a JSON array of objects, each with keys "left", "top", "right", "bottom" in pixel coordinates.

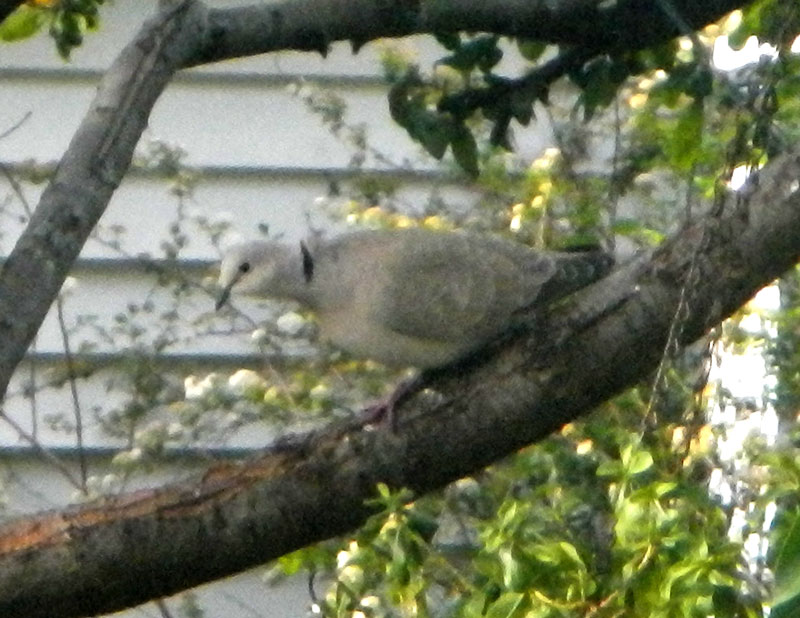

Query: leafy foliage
[
  {"left": 0, "top": 5, "right": 45, "bottom": 42},
  {"left": 283, "top": 388, "right": 763, "bottom": 617},
  {"left": 0, "top": 0, "right": 104, "bottom": 57}
]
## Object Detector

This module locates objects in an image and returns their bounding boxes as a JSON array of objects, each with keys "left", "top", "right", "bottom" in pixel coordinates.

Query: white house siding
[{"left": 0, "top": 1, "right": 558, "bottom": 615}]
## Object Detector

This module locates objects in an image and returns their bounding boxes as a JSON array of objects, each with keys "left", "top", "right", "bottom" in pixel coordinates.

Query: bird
[{"left": 215, "top": 227, "right": 613, "bottom": 369}]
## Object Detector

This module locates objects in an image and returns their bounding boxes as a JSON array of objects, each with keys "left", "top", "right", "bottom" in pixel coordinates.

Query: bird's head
[{"left": 216, "top": 241, "right": 288, "bottom": 310}]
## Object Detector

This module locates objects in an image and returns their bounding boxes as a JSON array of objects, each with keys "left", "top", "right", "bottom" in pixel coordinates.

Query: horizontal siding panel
[
  {"left": 0, "top": 170, "right": 482, "bottom": 258},
  {"left": 2, "top": 73, "right": 553, "bottom": 168},
  {"left": 1, "top": 76, "right": 412, "bottom": 168},
  {"left": 0, "top": 65, "right": 384, "bottom": 87},
  {"left": 151, "top": 79, "right": 421, "bottom": 168}
]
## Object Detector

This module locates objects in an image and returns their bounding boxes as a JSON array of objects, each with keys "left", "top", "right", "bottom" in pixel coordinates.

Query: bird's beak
[{"left": 215, "top": 282, "right": 234, "bottom": 311}]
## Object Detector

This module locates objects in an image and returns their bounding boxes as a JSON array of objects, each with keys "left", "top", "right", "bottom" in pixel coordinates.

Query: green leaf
[
  {"left": 773, "top": 509, "right": 800, "bottom": 607},
  {"left": 440, "top": 35, "right": 501, "bottom": 73},
  {"left": 460, "top": 593, "right": 489, "bottom": 618},
  {"left": 711, "top": 585, "right": 739, "bottom": 618},
  {"left": 450, "top": 124, "right": 479, "bottom": 177},
  {"left": 415, "top": 114, "right": 451, "bottom": 160},
  {"left": 517, "top": 39, "right": 546, "bottom": 62},
  {"left": 572, "top": 56, "right": 628, "bottom": 119},
  {"left": 665, "top": 102, "right": 704, "bottom": 171},
  {"left": 485, "top": 592, "right": 526, "bottom": 618},
  {"left": 612, "top": 219, "right": 666, "bottom": 246},
  {"left": 509, "top": 90, "right": 534, "bottom": 125},
  {"left": 434, "top": 32, "right": 460, "bottom": 51},
  {"left": 407, "top": 511, "right": 439, "bottom": 541},
  {"left": 612, "top": 219, "right": 648, "bottom": 236},
  {"left": 0, "top": 6, "right": 44, "bottom": 42},
  {"left": 773, "top": 595, "right": 800, "bottom": 618},
  {"left": 597, "top": 460, "right": 623, "bottom": 478},
  {"left": 499, "top": 548, "right": 535, "bottom": 590},
  {"left": 627, "top": 450, "right": 654, "bottom": 475},
  {"left": 659, "top": 562, "right": 699, "bottom": 601}
]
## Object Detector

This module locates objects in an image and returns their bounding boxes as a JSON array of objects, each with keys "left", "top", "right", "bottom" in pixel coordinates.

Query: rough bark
[
  {"left": 194, "top": 0, "right": 752, "bottom": 63},
  {"left": 0, "top": 0, "right": 780, "bottom": 616}
]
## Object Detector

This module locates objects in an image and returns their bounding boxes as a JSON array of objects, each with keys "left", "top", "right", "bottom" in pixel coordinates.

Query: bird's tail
[{"left": 538, "top": 249, "right": 615, "bottom": 304}]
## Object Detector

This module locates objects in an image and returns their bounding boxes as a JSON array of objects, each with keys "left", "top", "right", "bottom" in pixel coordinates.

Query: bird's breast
[{"left": 316, "top": 309, "right": 468, "bottom": 368}]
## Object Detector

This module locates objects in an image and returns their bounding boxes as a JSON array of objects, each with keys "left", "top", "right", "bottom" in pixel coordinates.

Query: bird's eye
[{"left": 239, "top": 262, "right": 251, "bottom": 274}]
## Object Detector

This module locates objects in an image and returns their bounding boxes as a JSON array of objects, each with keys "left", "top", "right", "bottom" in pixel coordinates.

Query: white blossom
[
  {"left": 228, "top": 369, "right": 266, "bottom": 394},
  {"left": 276, "top": 311, "right": 307, "bottom": 336},
  {"left": 184, "top": 373, "right": 222, "bottom": 400}
]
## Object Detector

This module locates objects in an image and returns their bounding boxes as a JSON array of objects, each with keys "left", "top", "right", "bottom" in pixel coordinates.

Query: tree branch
[
  {"left": 191, "top": 0, "right": 751, "bottom": 65},
  {"left": 437, "top": 47, "right": 594, "bottom": 146}
]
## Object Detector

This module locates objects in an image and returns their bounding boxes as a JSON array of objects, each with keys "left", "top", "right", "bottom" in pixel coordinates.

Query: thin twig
[
  {"left": 218, "top": 589, "right": 268, "bottom": 618},
  {"left": 28, "top": 340, "right": 39, "bottom": 439},
  {"left": 308, "top": 570, "right": 320, "bottom": 607},
  {"left": 154, "top": 599, "right": 174, "bottom": 618},
  {"left": 607, "top": 96, "right": 622, "bottom": 252},
  {"left": 0, "top": 111, "right": 31, "bottom": 141},
  {"left": 0, "top": 162, "right": 34, "bottom": 217},
  {"left": 438, "top": 47, "right": 595, "bottom": 120},
  {"left": 0, "top": 409, "right": 84, "bottom": 489},
  {"left": 653, "top": 0, "right": 708, "bottom": 62},
  {"left": 56, "top": 296, "right": 88, "bottom": 490},
  {"left": 641, "top": 242, "right": 700, "bottom": 428}
]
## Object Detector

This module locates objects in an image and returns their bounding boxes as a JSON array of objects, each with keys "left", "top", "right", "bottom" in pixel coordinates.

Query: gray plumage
[{"left": 216, "top": 228, "right": 613, "bottom": 368}]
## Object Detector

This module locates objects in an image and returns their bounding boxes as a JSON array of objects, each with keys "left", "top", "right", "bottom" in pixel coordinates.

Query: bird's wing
[{"left": 372, "top": 232, "right": 556, "bottom": 344}]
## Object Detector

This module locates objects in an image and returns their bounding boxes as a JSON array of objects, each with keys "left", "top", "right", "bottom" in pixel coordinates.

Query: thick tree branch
[
  {"left": 10, "top": 0, "right": 738, "bottom": 53},
  {"left": 192, "top": 0, "right": 751, "bottom": 65},
  {"left": 1, "top": 148, "right": 800, "bottom": 617}
]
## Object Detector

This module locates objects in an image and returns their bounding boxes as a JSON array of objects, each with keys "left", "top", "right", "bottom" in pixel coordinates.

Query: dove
[{"left": 216, "top": 227, "right": 613, "bottom": 369}]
